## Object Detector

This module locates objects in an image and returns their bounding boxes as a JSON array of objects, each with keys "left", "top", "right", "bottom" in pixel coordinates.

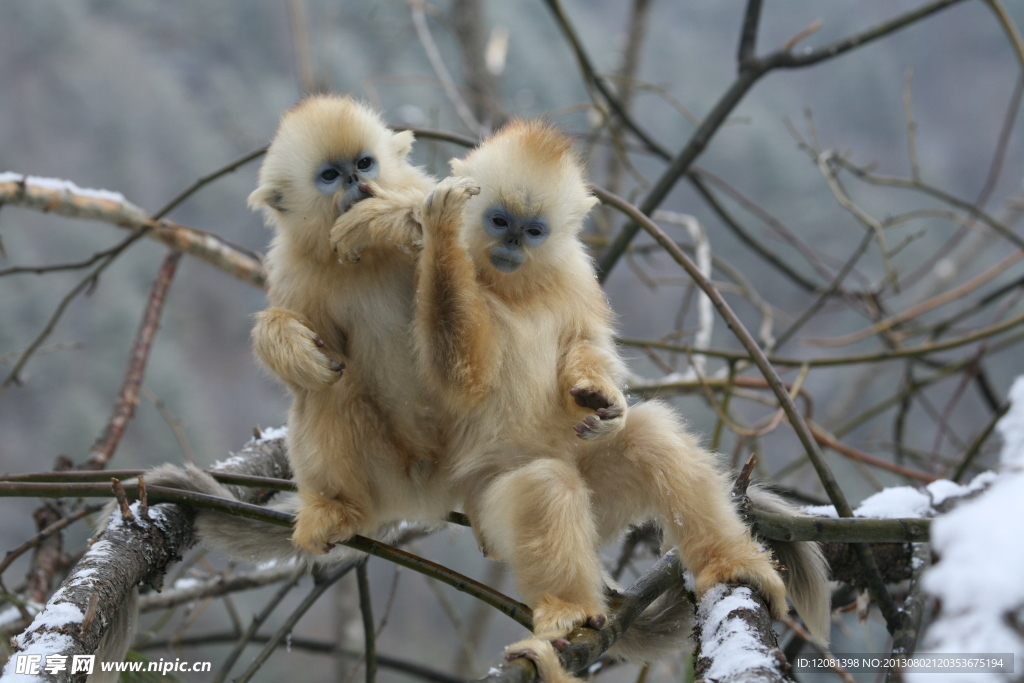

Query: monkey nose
[{"left": 346, "top": 173, "right": 359, "bottom": 186}]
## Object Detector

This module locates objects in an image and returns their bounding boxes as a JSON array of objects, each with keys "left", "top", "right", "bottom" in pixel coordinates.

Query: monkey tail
[
  {"left": 747, "top": 484, "right": 832, "bottom": 645},
  {"left": 88, "top": 584, "right": 138, "bottom": 683},
  {"left": 606, "top": 579, "right": 695, "bottom": 663},
  {"left": 91, "top": 463, "right": 356, "bottom": 669},
  {"left": 143, "top": 463, "right": 316, "bottom": 565}
]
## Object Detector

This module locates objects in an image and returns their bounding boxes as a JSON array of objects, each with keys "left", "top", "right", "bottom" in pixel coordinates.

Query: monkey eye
[
  {"left": 320, "top": 168, "right": 340, "bottom": 182},
  {"left": 356, "top": 156, "right": 374, "bottom": 171},
  {"left": 491, "top": 215, "right": 509, "bottom": 228},
  {"left": 526, "top": 225, "right": 544, "bottom": 238}
]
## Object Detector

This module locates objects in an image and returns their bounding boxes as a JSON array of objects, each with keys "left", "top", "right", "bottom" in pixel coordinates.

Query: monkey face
[
  {"left": 314, "top": 151, "right": 380, "bottom": 213},
  {"left": 482, "top": 205, "right": 549, "bottom": 273}
]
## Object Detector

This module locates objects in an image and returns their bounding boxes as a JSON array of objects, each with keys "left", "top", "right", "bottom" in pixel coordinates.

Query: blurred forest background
[{"left": 2, "top": 0, "right": 1023, "bottom": 681}]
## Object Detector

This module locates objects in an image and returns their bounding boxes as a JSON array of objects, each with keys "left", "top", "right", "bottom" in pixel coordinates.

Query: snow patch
[
  {"left": 697, "top": 585, "right": 781, "bottom": 680},
  {"left": 854, "top": 486, "right": 933, "bottom": 519},
  {"left": 171, "top": 576, "right": 204, "bottom": 591},
  {"left": 907, "top": 375, "right": 1024, "bottom": 683},
  {"left": 0, "top": 172, "right": 127, "bottom": 203},
  {"left": 252, "top": 425, "right": 288, "bottom": 444}
]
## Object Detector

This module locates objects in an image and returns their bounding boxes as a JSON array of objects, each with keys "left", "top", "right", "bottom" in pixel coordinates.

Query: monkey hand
[
  {"left": 570, "top": 383, "right": 626, "bottom": 439},
  {"left": 330, "top": 183, "right": 381, "bottom": 263},
  {"left": 693, "top": 548, "right": 788, "bottom": 621},
  {"left": 291, "top": 496, "right": 365, "bottom": 554},
  {"left": 504, "top": 638, "right": 579, "bottom": 683},
  {"left": 421, "top": 176, "right": 480, "bottom": 235},
  {"left": 252, "top": 308, "right": 345, "bottom": 391}
]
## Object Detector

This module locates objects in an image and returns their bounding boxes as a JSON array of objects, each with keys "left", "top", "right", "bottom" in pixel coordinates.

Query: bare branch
[{"left": 84, "top": 250, "right": 182, "bottom": 470}]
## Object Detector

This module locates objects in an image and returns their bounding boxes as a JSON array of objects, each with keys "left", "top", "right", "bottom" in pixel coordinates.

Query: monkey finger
[{"left": 571, "top": 386, "right": 611, "bottom": 410}]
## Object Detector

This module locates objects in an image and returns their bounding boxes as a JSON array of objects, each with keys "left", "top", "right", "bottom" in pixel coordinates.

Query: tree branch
[
  {"left": 597, "top": 0, "right": 970, "bottom": 279},
  {"left": 0, "top": 174, "right": 266, "bottom": 289}
]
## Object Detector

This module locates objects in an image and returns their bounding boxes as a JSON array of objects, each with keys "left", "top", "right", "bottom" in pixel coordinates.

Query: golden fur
[
  {"left": 248, "top": 94, "right": 452, "bottom": 552},
  {"left": 413, "top": 120, "right": 793, "bottom": 649}
]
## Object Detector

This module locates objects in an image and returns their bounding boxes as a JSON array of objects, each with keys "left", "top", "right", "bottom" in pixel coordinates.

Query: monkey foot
[
  {"left": 292, "top": 497, "right": 364, "bottom": 554},
  {"left": 694, "top": 547, "right": 788, "bottom": 619},
  {"left": 504, "top": 638, "right": 577, "bottom": 683},
  {"left": 531, "top": 595, "right": 607, "bottom": 640}
]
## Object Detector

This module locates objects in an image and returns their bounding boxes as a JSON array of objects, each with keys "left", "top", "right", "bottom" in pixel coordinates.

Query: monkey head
[
  {"left": 248, "top": 95, "right": 420, "bottom": 246},
  {"left": 450, "top": 120, "right": 598, "bottom": 279}
]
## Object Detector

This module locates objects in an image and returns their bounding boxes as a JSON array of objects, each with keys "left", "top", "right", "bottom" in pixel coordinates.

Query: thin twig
[
  {"left": 357, "top": 561, "right": 377, "bottom": 683},
  {"left": 409, "top": 0, "right": 485, "bottom": 137},
  {"left": 84, "top": 250, "right": 182, "bottom": 469},
  {"left": 211, "top": 568, "right": 305, "bottom": 683},
  {"left": 235, "top": 563, "right": 356, "bottom": 683},
  {"left": 617, "top": 308, "right": 1024, "bottom": 366},
  {"left": 144, "top": 632, "right": 468, "bottom": 683},
  {"left": 539, "top": 0, "right": 672, "bottom": 161},
  {"left": 152, "top": 147, "right": 268, "bottom": 221},
  {"left": 0, "top": 503, "right": 102, "bottom": 578},
  {"left": 951, "top": 401, "right": 1010, "bottom": 482}
]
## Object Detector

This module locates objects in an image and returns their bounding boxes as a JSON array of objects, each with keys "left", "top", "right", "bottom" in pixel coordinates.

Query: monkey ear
[
  {"left": 247, "top": 185, "right": 282, "bottom": 212},
  {"left": 449, "top": 157, "right": 468, "bottom": 176},
  {"left": 390, "top": 130, "right": 415, "bottom": 159}
]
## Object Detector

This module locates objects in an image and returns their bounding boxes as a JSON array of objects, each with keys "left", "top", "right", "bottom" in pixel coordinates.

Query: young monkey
[
  {"left": 413, "top": 121, "right": 829, "bottom": 670},
  {"left": 248, "top": 94, "right": 453, "bottom": 553}
]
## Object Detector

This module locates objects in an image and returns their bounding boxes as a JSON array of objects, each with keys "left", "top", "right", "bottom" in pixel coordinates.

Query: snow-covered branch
[
  {"left": 0, "top": 173, "right": 266, "bottom": 289},
  {"left": 1, "top": 437, "right": 289, "bottom": 682}
]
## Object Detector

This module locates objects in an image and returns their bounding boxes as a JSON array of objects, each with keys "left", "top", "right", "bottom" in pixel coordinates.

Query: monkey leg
[
  {"left": 287, "top": 392, "right": 378, "bottom": 554},
  {"left": 252, "top": 307, "right": 345, "bottom": 391},
  {"left": 476, "top": 459, "right": 607, "bottom": 639},
  {"left": 580, "top": 401, "right": 787, "bottom": 618}
]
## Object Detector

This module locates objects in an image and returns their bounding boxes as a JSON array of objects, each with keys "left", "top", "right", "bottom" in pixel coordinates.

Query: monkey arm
[
  {"left": 251, "top": 307, "right": 345, "bottom": 392},
  {"left": 414, "top": 177, "right": 497, "bottom": 399},
  {"left": 330, "top": 186, "right": 428, "bottom": 263}
]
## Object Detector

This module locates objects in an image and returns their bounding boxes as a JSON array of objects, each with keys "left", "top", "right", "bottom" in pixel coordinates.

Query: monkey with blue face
[
  {"left": 412, "top": 120, "right": 829, "bottom": 676},
  {"left": 247, "top": 95, "right": 455, "bottom": 555}
]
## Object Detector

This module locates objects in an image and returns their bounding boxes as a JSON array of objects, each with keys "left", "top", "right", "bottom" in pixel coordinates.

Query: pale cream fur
[
  {"left": 248, "top": 94, "right": 453, "bottom": 553},
  {"left": 413, "top": 120, "right": 790, "bottom": 645}
]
